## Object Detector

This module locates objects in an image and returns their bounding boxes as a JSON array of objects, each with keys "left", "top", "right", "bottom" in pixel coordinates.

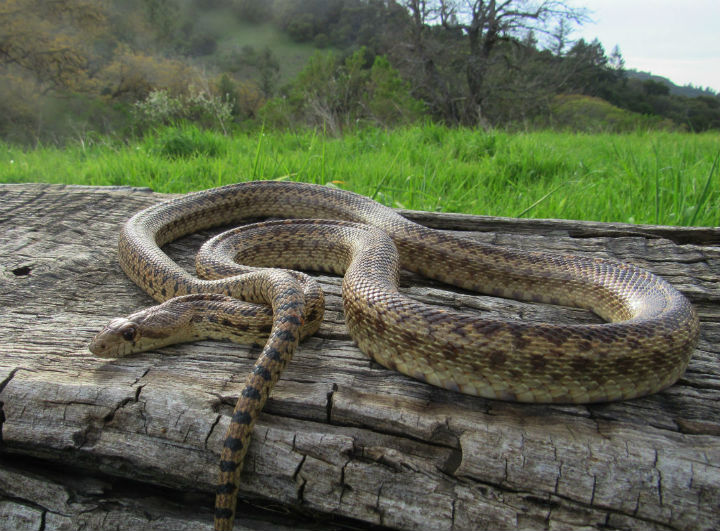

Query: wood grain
[{"left": 1, "top": 183, "right": 718, "bottom": 530}]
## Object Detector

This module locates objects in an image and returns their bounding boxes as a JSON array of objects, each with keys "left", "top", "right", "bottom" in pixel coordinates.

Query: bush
[
  {"left": 132, "top": 90, "right": 183, "bottom": 126},
  {"left": 133, "top": 89, "right": 232, "bottom": 131},
  {"left": 187, "top": 35, "right": 218, "bottom": 57},
  {"left": 214, "top": 74, "right": 265, "bottom": 120},
  {"left": 286, "top": 14, "right": 316, "bottom": 42},
  {"left": 539, "top": 95, "right": 678, "bottom": 132}
]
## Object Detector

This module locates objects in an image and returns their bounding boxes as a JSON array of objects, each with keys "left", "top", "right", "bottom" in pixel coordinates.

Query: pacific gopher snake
[{"left": 89, "top": 180, "right": 699, "bottom": 530}]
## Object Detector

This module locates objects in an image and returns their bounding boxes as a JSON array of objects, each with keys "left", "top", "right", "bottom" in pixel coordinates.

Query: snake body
[{"left": 89, "top": 180, "right": 699, "bottom": 530}]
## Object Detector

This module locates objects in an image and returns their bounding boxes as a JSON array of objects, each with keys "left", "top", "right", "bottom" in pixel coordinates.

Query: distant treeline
[{"left": 1, "top": 0, "right": 719, "bottom": 144}]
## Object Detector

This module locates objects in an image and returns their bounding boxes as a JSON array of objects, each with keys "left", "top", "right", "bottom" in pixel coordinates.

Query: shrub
[
  {"left": 133, "top": 89, "right": 232, "bottom": 131},
  {"left": 132, "top": 90, "right": 183, "bottom": 126},
  {"left": 214, "top": 75, "right": 265, "bottom": 120},
  {"left": 314, "top": 33, "right": 330, "bottom": 48},
  {"left": 539, "top": 95, "right": 678, "bottom": 132}
]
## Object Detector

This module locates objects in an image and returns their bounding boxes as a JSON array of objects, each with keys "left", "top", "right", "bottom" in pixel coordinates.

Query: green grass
[{"left": 1, "top": 124, "right": 718, "bottom": 227}]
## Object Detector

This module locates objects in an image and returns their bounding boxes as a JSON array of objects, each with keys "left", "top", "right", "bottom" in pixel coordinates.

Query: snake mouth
[
  {"left": 88, "top": 318, "right": 141, "bottom": 358},
  {"left": 88, "top": 330, "right": 125, "bottom": 358},
  {"left": 88, "top": 334, "right": 115, "bottom": 357}
]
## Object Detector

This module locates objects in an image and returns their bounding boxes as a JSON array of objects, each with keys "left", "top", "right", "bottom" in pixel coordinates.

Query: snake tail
[{"left": 214, "top": 276, "right": 305, "bottom": 531}]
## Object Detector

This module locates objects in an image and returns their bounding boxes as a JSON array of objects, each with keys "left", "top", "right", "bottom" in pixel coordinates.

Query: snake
[{"left": 89, "top": 180, "right": 699, "bottom": 530}]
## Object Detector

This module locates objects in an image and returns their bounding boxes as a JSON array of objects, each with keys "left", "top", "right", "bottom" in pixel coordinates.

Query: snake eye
[{"left": 121, "top": 326, "right": 137, "bottom": 342}]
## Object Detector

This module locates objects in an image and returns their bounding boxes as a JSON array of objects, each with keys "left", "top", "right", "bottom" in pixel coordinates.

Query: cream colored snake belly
[{"left": 89, "top": 180, "right": 699, "bottom": 530}]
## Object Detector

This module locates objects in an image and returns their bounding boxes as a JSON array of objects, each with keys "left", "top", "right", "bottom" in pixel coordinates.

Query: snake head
[
  {"left": 89, "top": 306, "right": 188, "bottom": 358},
  {"left": 89, "top": 317, "right": 144, "bottom": 358},
  {"left": 89, "top": 294, "right": 252, "bottom": 358}
]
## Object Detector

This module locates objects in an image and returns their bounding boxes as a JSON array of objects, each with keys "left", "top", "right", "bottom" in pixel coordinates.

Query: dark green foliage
[
  {"left": 261, "top": 48, "right": 424, "bottom": 134},
  {"left": 232, "top": 0, "right": 274, "bottom": 23},
  {"left": 271, "top": 0, "right": 407, "bottom": 52},
  {"left": 219, "top": 45, "right": 279, "bottom": 96},
  {"left": 365, "top": 56, "right": 426, "bottom": 126},
  {"left": 563, "top": 39, "right": 620, "bottom": 97},
  {"left": 286, "top": 14, "right": 317, "bottom": 43},
  {"left": 187, "top": 35, "right": 218, "bottom": 57},
  {"left": 642, "top": 80, "right": 671, "bottom": 97},
  {"left": 557, "top": 39, "right": 720, "bottom": 132},
  {"left": 686, "top": 96, "right": 720, "bottom": 131}
]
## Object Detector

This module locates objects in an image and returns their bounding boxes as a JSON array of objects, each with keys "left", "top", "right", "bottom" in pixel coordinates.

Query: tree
[
  {"left": 400, "top": 0, "right": 587, "bottom": 124},
  {"left": 686, "top": 95, "right": 720, "bottom": 131},
  {"left": 263, "top": 48, "right": 423, "bottom": 134},
  {"left": 100, "top": 47, "right": 198, "bottom": 102},
  {"left": 561, "top": 38, "right": 614, "bottom": 96},
  {"left": 364, "top": 55, "right": 426, "bottom": 126},
  {"left": 0, "top": 0, "right": 108, "bottom": 93},
  {"left": 142, "top": 0, "right": 179, "bottom": 44},
  {"left": 232, "top": 0, "right": 275, "bottom": 23},
  {"left": 396, "top": 1, "right": 461, "bottom": 122},
  {"left": 642, "top": 79, "right": 670, "bottom": 97},
  {"left": 609, "top": 45, "right": 625, "bottom": 72}
]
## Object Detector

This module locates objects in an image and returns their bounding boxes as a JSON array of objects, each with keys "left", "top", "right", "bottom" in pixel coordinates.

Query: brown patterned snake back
[{"left": 89, "top": 180, "right": 699, "bottom": 530}]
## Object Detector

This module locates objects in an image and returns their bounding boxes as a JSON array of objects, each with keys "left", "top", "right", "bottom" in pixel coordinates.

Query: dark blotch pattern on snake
[{"left": 89, "top": 181, "right": 699, "bottom": 530}]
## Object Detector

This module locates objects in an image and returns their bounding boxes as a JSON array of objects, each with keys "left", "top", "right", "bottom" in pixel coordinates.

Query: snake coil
[{"left": 90, "top": 181, "right": 699, "bottom": 530}]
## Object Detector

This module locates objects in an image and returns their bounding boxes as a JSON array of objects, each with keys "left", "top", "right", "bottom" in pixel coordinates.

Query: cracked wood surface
[{"left": 1, "top": 183, "right": 719, "bottom": 531}]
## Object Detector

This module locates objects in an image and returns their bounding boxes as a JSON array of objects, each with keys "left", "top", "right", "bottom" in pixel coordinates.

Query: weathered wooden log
[{"left": 1, "top": 183, "right": 718, "bottom": 530}]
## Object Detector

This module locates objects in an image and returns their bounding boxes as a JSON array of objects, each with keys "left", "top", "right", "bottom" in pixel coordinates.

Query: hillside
[
  {"left": 627, "top": 70, "right": 717, "bottom": 98},
  {"left": 212, "top": 22, "right": 323, "bottom": 84},
  {"left": 1, "top": 0, "right": 719, "bottom": 143}
]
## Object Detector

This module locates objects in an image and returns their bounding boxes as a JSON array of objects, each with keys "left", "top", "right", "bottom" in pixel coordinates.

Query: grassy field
[{"left": 1, "top": 124, "right": 718, "bottom": 227}]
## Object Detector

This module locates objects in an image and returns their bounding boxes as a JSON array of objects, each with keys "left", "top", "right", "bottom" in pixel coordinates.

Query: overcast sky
[{"left": 569, "top": 0, "right": 720, "bottom": 92}]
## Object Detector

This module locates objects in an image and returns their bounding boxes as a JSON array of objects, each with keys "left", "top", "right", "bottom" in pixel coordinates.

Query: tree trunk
[
  {"left": 462, "top": 2, "right": 496, "bottom": 124},
  {"left": 1, "top": 183, "right": 718, "bottom": 530}
]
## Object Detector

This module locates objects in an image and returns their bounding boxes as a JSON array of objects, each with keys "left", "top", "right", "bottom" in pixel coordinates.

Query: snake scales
[{"left": 89, "top": 180, "right": 699, "bottom": 530}]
